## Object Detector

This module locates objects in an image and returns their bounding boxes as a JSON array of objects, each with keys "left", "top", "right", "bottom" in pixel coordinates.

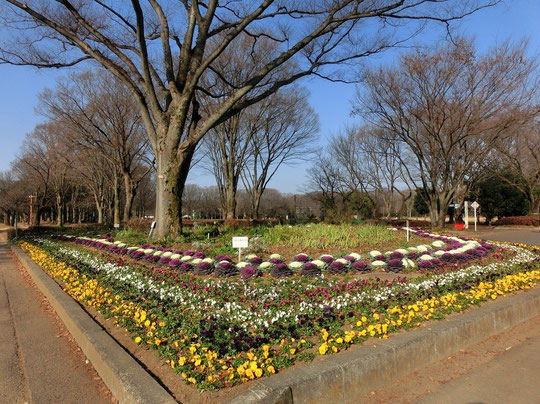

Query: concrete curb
[
  {"left": 10, "top": 244, "right": 177, "bottom": 404},
  {"left": 228, "top": 284, "right": 540, "bottom": 404}
]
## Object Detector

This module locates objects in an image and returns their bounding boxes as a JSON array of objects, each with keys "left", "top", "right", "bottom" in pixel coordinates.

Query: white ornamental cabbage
[
  {"left": 170, "top": 253, "right": 181, "bottom": 260},
  {"left": 419, "top": 254, "right": 433, "bottom": 261},
  {"left": 237, "top": 262, "right": 249, "bottom": 269},
  {"left": 433, "top": 250, "right": 445, "bottom": 257},
  {"left": 143, "top": 248, "right": 154, "bottom": 254},
  {"left": 117, "top": 243, "right": 126, "bottom": 248},
  {"left": 202, "top": 258, "right": 214, "bottom": 263},
  {"left": 311, "top": 260, "right": 326, "bottom": 269},
  {"left": 417, "top": 245, "right": 429, "bottom": 252},
  {"left": 407, "top": 247, "right": 418, "bottom": 252},
  {"left": 369, "top": 250, "right": 382, "bottom": 258},
  {"left": 153, "top": 251, "right": 163, "bottom": 256},
  {"left": 395, "top": 248, "right": 409, "bottom": 255},
  {"left": 402, "top": 258, "right": 416, "bottom": 268},
  {"left": 288, "top": 261, "right": 303, "bottom": 270},
  {"left": 348, "top": 253, "right": 362, "bottom": 260},
  {"left": 371, "top": 260, "right": 387, "bottom": 268},
  {"left": 259, "top": 262, "right": 272, "bottom": 270},
  {"left": 180, "top": 255, "right": 193, "bottom": 262},
  {"left": 191, "top": 258, "right": 202, "bottom": 266},
  {"left": 432, "top": 240, "right": 445, "bottom": 248},
  {"left": 269, "top": 253, "right": 283, "bottom": 260},
  {"left": 162, "top": 251, "right": 173, "bottom": 258}
]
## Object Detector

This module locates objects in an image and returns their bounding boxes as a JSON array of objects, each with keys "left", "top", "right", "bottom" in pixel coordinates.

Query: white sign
[
  {"left": 232, "top": 236, "right": 249, "bottom": 249},
  {"left": 114, "top": 223, "right": 120, "bottom": 228},
  {"left": 471, "top": 201, "right": 479, "bottom": 231}
]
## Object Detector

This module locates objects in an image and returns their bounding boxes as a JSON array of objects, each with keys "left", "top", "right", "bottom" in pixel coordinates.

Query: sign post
[
  {"left": 406, "top": 220, "right": 410, "bottom": 242},
  {"left": 148, "top": 221, "right": 156, "bottom": 238},
  {"left": 471, "top": 201, "right": 480, "bottom": 232},
  {"left": 232, "top": 236, "right": 249, "bottom": 262},
  {"left": 464, "top": 201, "right": 469, "bottom": 229}
]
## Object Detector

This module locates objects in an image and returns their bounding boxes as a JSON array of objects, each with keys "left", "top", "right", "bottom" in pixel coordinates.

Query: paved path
[
  {"left": 364, "top": 227, "right": 540, "bottom": 404},
  {"left": 0, "top": 232, "right": 113, "bottom": 404},
  {"left": 447, "top": 227, "right": 540, "bottom": 246}
]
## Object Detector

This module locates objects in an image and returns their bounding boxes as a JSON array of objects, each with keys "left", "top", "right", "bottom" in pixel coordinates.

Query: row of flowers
[
  {"left": 18, "top": 238, "right": 540, "bottom": 390},
  {"left": 55, "top": 230, "right": 495, "bottom": 277}
]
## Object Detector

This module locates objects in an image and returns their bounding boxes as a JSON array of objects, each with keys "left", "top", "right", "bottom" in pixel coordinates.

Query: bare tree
[
  {"left": 0, "top": 0, "right": 496, "bottom": 237},
  {"left": 37, "top": 70, "right": 153, "bottom": 223},
  {"left": 355, "top": 39, "right": 538, "bottom": 227},
  {"left": 491, "top": 120, "right": 540, "bottom": 214},
  {"left": 242, "top": 88, "right": 319, "bottom": 218}
]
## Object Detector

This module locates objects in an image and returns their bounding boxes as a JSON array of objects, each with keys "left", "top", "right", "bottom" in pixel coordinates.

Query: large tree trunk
[
  {"left": 223, "top": 181, "right": 237, "bottom": 220},
  {"left": 251, "top": 189, "right": 263, "bottom": 220},
  {"left": 154, "top": 142, "right": 196, "bottom": 239},
  {"left": 56, "top": 193, "right": 64, "bottom": 226},
  {"left": 113, "top": 175, "right": 121, "bottom": 227},
  {"left": 526, "top": 189, "right": 539, "bottom": 215},
  {"left": 123, "top": 173, "right": 136, "bottom": 222}
]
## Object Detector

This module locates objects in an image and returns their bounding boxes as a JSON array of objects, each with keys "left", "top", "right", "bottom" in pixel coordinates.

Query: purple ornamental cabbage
[
  {"left": 168, "top": 259, "right": 181, "bottom": 269},
  {"left": 294, "top": 253, "right": 311, "bottom": 263},
  {"left": 301, "top": 262, "right": 321, "bottom": 276},
  {"left": 352, "top": 261, "right": 369, "bottom": 272}
]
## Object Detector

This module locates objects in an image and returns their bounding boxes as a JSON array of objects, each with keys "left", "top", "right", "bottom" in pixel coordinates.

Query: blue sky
[{"left": 0, "top": 0, "right": 538, "bottom": 193}]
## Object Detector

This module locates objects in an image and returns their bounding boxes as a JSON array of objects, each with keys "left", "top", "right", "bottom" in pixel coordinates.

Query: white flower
[
  {"left": 402, "top": 258, "right": 416, "bottom": 268},
  {"left": 311, "top": 260, "right": 326, "bottom": 269},
  {"left": 288, "top": 261, "right": 303, "bottom": 270}
]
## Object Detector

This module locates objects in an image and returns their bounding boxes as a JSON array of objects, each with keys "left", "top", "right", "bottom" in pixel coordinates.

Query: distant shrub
[{"left": 494, "top": 216, "right": 540, "bottom": 226}]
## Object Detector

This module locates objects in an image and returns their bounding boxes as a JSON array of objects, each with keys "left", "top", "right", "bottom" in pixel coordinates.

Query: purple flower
[
  {"left": 352, "top": 261, "right": 369, "bottom": 272},
  {"left": 168, "top": 258, "right": 181, "bottom": 268},
  {"left": 301, "top": 262, "right": 321, "bottom": 276},
  {"left": 342, "top": 255, "right": 356, "bottom": 263},
  {"left": 271, "top": 263, "right": 293, "bottom": 278},
  {"left": 179, "top": 262, "right": 194, "bottom": 273},
  {"left": 328, "top": 260, "right": 347, "bottom": 274},
  {"left": 419, "top": 261, "right": 433, "bottom": 269},
  {"left": 441, "top": 253, "right": 455, "bottom": 262},
  {"left": 269, "top": 258, "right": 283, "bottom": 264},
  {"left": 294, "top": 253, "right": 311, "bottom": 262},
  {"left": 249, "top": 256, "right": 263, "bottom": 265},
  {"left": 320, "top": 255, "right": 335, "bottom": 264},
  {"left": 240, "top": 266, "right": 261, "bottom": 279}
]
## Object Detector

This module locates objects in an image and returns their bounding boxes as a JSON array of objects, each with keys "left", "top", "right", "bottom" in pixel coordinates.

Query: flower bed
[
  {"left": 17, "top": 233, "right": 540, "bottom": 393},
  {"left": 54, "top": 229, "right": 499, "bottom": 277}
]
